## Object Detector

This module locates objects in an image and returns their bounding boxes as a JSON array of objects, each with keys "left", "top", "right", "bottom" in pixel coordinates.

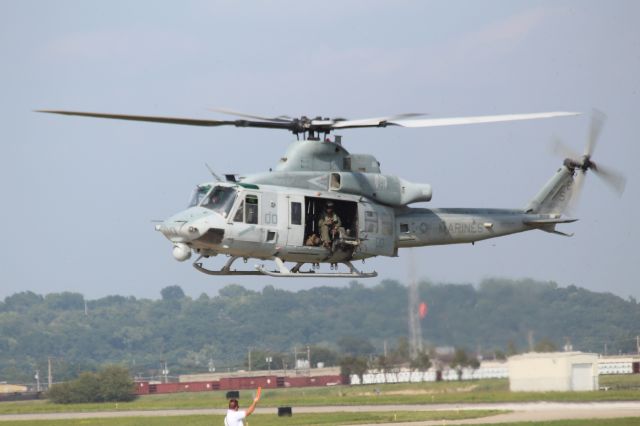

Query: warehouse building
[{"left": 508, "top": 352, "right": 598, "bottom": 392}]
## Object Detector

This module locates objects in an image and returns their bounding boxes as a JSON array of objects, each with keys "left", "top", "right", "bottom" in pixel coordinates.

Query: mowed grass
[
  {"left": 1, "top": 376, "right": 639, "bottom": 415},
  {"left": 483, "top": 420, "right": 640, "bottom": 426},
  {"left": 0, "top": 410, "right": 503, "bottom": 425},
  {"left": 600, "top": 374, "right": 640, "bottom": 389}
]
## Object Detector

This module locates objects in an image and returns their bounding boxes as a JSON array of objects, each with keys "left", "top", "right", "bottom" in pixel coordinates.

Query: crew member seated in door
[{"left": 318, "top": 201, "right": 342, "bottom": 249}]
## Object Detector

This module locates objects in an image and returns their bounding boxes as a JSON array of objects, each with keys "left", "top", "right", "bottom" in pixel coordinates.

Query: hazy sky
[{"left": 1, "top": 0, "right": 638, "bottom": 300}]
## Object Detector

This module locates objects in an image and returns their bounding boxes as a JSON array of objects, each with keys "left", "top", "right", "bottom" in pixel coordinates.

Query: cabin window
[
  {"left": 330, "top": 173, "right": 341, "bottom": 189},
  {"left": 245, "top": 195, "right": 259, "bottom": 224},
  {"left": 291, "top": 202, "right": 302, "bottom": 225},
  {"left": 400, "top": 223, "right": 409, "bottom": 233}
]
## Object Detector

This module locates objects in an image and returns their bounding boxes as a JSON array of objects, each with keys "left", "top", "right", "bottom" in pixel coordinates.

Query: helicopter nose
[
  {"left": 155, "top": 208, "right": 225, "bottom": 244},
  {"left": 155, "top": 219, "right": 203, "bottom": 243}
]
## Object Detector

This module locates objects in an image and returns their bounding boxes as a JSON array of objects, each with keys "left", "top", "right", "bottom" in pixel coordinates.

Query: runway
[{"left": 1, "top": 401, "right": 639, "bottom": 424}]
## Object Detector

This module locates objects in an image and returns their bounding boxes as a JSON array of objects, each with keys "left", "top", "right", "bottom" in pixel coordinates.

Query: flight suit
[{"left": 319, "top": 212, "right": 342, "bottom": 246}]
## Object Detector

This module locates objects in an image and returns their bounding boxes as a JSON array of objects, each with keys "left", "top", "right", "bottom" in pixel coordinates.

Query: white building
[{"left": 508, "top": 352, "right": 598, "bottom": 392}]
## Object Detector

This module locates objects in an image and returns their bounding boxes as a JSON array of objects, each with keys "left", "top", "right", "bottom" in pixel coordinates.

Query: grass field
[
  {"left": 0, "top": 377, "right": 639, "bottom": 415},
  {"left": 600, "top": 374, "right": 640, "bottom": 390},
  {"left": 0, "top": 410, "right": 502, "bottom": 425},
  {"left": 483, "top": 420, "right": 640, "bottom": 426}
]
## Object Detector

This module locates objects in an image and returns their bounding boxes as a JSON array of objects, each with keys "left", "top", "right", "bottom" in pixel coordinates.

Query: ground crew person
[
  {"left": 224, "top": 388, "right": 261, "bottom": 426},
  {"left": 319, "top": 201, "right": 342, "bottom": 249}
]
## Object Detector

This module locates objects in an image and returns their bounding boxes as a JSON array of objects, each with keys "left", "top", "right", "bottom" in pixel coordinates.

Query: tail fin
[{"left": 524, "top": 165, "right": 575, "bottom": 214}]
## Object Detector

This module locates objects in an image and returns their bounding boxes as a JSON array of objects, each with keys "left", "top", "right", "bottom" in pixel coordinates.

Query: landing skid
[
  {"left": 193, "top": 256, "right": 377, "bottom": 278},
  {"left": 255, "top": 258, "right": 377, "bottom": 278},
  {"left": 193, "top": 255, "right": 263, "bottom": 276}
]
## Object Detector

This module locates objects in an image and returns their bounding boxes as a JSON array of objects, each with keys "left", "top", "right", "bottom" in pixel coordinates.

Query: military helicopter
[{"left": 37, "top": 108, "right": 625, "bottom": 278}]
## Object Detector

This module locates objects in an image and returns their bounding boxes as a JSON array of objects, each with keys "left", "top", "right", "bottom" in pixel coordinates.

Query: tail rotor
[{"left": 553, "top": 109, "right": 626, "bottom": 212}]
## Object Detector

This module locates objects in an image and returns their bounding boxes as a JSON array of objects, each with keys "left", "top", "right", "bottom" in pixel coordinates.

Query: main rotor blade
[
  {"left": 593, "top": 163, "right": 627, "bottom": 195},
  {"left": 36, "top": 110, "right": 293, "bottom": 130},
  {"left": 390, "top": 111, "right": 580, "bottom": 128},
  {"left": 208, "top": 107, "right": 294, "bottom": 123},
  {"left": 330, "top": 113, "right": 427, "bottom": 129},
  {"left": 585, "top": 109, "right": 606, "bottom": 157}
]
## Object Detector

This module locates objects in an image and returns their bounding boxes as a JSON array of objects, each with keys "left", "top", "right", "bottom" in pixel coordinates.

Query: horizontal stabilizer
[
  {"left": 523, "top": 217, "right": 578, "bottom": 226},
  {"left": 524, "top": 217, "right": 577, "bottom": 237}
]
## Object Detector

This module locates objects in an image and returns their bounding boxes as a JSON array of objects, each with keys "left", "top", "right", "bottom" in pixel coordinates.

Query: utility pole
[
  {"left": 636, "top": 336, "right": 639, "bottom": 355},
  {"left": 294, "top": 346, "right": 298, "bottom": 370},
  {"left": 35, "top": 370, "right": 40, "bottom": 392},
  {"left": 527, "top": 330, "right": 534, "bottom": 352},
  {"left": 407, "top": 249, "right": 422, "bottom": 359},
  {"left": 248, "top": 348, "right": 252, "bottom": 372},
  {"left": 47, "top": 357, "right": 52, "bottom": 389},
  {"left": 604, "top": 343, "right": 608, "bottom": 356},
  {"left": 307, "top": 345, "right": 311, "bottom": 374},
  {"left": 383, "top": 340, "right": 388, "bottom": 358}
]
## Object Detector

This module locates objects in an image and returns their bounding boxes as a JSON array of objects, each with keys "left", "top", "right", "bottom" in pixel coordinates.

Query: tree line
[{"left": 1, "top": 278, "right": 638, "bottom": 384}]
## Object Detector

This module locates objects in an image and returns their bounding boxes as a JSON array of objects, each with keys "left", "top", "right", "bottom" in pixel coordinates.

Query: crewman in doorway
[{"left": 319, "top": 201, "right": 342, "bottom": 249}]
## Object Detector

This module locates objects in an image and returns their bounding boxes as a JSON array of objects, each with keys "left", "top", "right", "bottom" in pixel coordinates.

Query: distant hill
[{"left": 1, "top": 278, "right": 638, "bottom": 383}]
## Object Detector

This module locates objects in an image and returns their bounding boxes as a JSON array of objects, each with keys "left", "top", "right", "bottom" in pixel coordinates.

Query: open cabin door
[
  {"left": 358, "top": 201, "right": 396, "bottom": 256},
  {"left": 286, "top": 195, "right": 305, "bottom": 246}
]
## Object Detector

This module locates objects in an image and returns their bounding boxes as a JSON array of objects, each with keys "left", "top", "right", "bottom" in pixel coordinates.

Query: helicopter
[{"left": 37, "top": 108, "right": 626, "bottom": 278}]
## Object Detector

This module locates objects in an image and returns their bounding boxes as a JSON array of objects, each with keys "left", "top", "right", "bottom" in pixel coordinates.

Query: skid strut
[
  {"left": 255, "top": 258, "right": 377, "bottom": 278},
  {"left": 193, "top": 255, "right": 263, "bottom": 276}
]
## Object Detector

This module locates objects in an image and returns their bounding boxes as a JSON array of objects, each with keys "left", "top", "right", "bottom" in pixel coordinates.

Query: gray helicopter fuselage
[{"left": 158, "top": 179, "right": 572, "bottom": 264}]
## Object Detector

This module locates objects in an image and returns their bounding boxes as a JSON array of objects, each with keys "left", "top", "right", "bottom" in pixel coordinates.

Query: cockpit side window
[
  {"left": 233, "top": 200, "right": 244, "bottom": 222},
  {"left": 200, "top": 186, "right": 237, "bottom": 217}
]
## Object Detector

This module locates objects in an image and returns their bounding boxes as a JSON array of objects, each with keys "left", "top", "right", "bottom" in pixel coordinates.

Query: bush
[
  {"left": 98, "top": 365, "right": 136, "bottom": 402},
  {"left": 48, "top": 365, "right": 135, "bottom": 404}
]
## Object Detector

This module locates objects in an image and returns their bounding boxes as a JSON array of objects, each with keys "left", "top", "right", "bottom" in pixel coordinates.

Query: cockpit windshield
[
  {"left": 188, "top": 185, "right": 212, "bottom": 208},
  {"left": 200, "top": 186, "right": 237, "bottom": 217}
]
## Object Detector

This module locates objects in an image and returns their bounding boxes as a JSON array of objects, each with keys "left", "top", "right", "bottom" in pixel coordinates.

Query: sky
[{"left": 1, "top": 0, "right": 638, "bottom": 300}]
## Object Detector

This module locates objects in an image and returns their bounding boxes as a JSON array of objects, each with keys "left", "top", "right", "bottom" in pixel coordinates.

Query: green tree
[
  {"left": 160, "top": 285, "right": 185, "bottom": 301},
  {"left": 534, "top": 338, "right": 558, "bottom": 353},
  {"left": 48, "top": 365, "right": 135, "bottom": 404},
  {"left": 390, "top": 336, "right": 410, "bottom": 364},
  {"left": 450, "top": 348, "right": 479, "bottom": 381},
  {"left": 48, "top": 372, "right": 100, "bottom": 403},
  {"left": 410, "top": 350, "right": 431, "bottom": 371},
  {"left": 339, "top": 356, "right": 369, "bottom": 384},
  {"left": 309, "top": 345, "right": 339, "bottom": 367},
  {"left": 337, "top": 336, "right": 374, "bottom": 357},
  {"left": 98, "top": 365, "right": 136, "bottom": 402}
]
